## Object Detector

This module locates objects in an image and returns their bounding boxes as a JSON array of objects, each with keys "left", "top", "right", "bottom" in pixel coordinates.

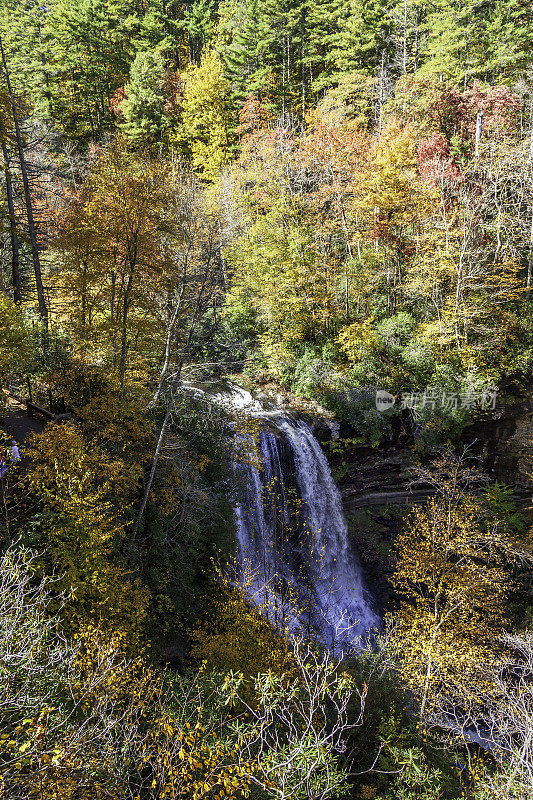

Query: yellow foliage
[
  {"left": 391, "top": 456, "right": 511, "bottom": 716},
  {"left": 337, "top": 319, "right": 377, "bottom": 363},
  {"left": 191, "top": 583, "right": 294, "bottom": 686},
  {"left": 355, "top": 119, "right": 438, "bottom": 235},
  {"left": 180, "top": 51, "right": 230, "bottom": 180},
  {"left": 25, "top": 423, "right": 149, "bottom": 638},
  {"left": 53, "top": 139, "right": 168, "bottom": 380},
  {"left": 47, "top": 364, "right": 152, "bottom": 465},
  {"left": 0, "top": 294, "right": 31, "bottom": 385}
]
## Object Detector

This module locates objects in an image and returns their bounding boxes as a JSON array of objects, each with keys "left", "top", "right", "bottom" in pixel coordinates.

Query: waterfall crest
[{"left": 232, "top": 403, "right": 379, "bottom": 650}]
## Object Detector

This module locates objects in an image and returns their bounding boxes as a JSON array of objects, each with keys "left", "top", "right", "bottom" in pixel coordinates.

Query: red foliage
[
  {"left": 418, "top": 132, "right": 461, "bottom": 187},
  {"left": 425, "top": 84, "right": 467, "bottom": 142},
  {"left": 463, "top": 81, "right": 521, "bottom": 141},
  {"left": 403, "top": 77, "right": 521, "bottom": 187},
  {"left": 236, "top": 94, "right": 272, "bottom": 138},
  {"left": 88, "top": 141, "right": 103, "bottom": 164},
  {"left": 162, "top": 70, "right": 183, "bottom": 118},
  {"left": 109, "top": 86, "right": 126, "bottom": 118}
]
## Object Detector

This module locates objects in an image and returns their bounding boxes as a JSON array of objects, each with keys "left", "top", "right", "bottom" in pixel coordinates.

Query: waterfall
[{"left": 233, "top": 413, "right": 379, "bottom": 650}]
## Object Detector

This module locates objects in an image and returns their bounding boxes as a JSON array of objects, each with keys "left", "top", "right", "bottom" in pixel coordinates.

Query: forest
[{"left": 0, "top": 1, "right": 533, "bottom": 798}]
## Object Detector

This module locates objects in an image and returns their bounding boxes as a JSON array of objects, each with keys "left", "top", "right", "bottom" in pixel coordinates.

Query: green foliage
[
  {"left": 418, "top": 0, "right": 532, "bottom": 84},
  {"left": 120, "top": 49, "right": 169, "bottom": 143},
  {"left": 291, "top": 345, "right": 334, "bottom": 397},
  {"left": 218, "top": 0, "right": 274, "bottom": 107},
  {"left": 1, "top": 4, "right": 533, "bottom": 800},
  {"left": 0, "top": 0, "right": 530, "bottom": 141},
  {"left": 411, "top": 405, "right": 472, "bottom": 455},
  {"left": 181, "top": 0, "right": 216, "bottom": 65},
  {"left": 223, "top": 286, "right": 258, "bottom": 346},
  {"left": 484, "top": 482, "right": 527, "bottom": 538},
  {"left": 380, "top": 746, "right": 448, "bottom": 799},
  {"left": 0, "top": 294, "right": 30, "bottom": 383},
  {"left": 339, "top": 313, "right": 435, "bottom": 393},
  {"left": 321, "top": 387, "right": 391, "bottom": 445}
]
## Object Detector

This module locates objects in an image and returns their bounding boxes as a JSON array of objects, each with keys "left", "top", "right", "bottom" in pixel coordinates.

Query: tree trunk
[
  {"left": 132, "top": 267, "right": 211, "bottom": 544},
  {"left": 119, "top": 275, "right": 133, "bottom": 393},
  {"left": 527, "top": 208, "right": 533, "bottom": 301},
  {"left": 151, "top": 283, "right": 186, "bottom": 408},
  {"left": 1, "top": 137, "right": 22, "bottom": 304},
  {"left": 475, "top": 111, "right": 483, "bottom": 157},
  {"left": 402, "top": 0, "right": 408, "bottom": 75},
  {"left": 301, "top": 5, "right": 306, "bottom": 117},
  {"left": 0, "top": 33, "right": 47, "bottom": 325}
]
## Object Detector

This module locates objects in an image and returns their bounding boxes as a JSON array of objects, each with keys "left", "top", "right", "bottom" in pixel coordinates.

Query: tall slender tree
[
  {"left": 0, "top": 33, "right": 47, "bottom": 323},
  {"left": 0, "top": 136, "right": 22, "bottom": 305}
]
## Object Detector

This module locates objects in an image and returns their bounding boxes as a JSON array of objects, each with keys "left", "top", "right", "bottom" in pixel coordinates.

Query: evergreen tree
[
  {"left": 419, "top": 0, "right": 531, "bottom": 85},
  {"left": 120, "top": 50, "right": 168, "bottom": 143},
  {"left": 0, "top": 33, "right": 48, "bottom": 324},
  {"left": 307, "top": 0, "right": 345, "bottom": 93},
  {"left": 218, "top": 0, "right": 272, "bottom": 106},
  {"left": 0, "top": 0, "right": 179, "bottom": 137},
  {"left": 388, "top": 0, "right": 427, "bottom": 76},
  {"left": 43, "top": 0, "right": 136, "bottom": 136},
  {"left": 308, "top": 0, "right": 395, "bottom": 114},
  {"left": 335, "top": 0, "right": 392, "bottom": 76},
  {"left": 219, "top": 0, "right": 316, "bottom": 119},
  {"left": 419, "top": 1, "right": 482, "bottom": 84},
  {"left": 257, "top": 0, "right": 304, "bottom": 117},
  {"left": 180, "top": 0, "right": 216, "bottom": 65},
  {"left": 0, "top": 0, "right": 53, "bottom": 117},
  {"left": 483, "top": 0, "right": 532, "bottom": 81}
]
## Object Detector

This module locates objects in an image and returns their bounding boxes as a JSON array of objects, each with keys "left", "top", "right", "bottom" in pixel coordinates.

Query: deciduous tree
[{"left": 391, "top": 452, "right": 512, "bottom": 717}]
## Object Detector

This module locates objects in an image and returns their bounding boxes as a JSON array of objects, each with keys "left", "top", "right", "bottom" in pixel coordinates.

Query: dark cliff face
[
  {"left": 463, "top": 402, "right": 533, "bottom": 493},
  {"left": 315, "top": 402, "right": 533, "bottom": 513},
  {"left": 309, "top": 402, "right": 533, "bottom": 616}
]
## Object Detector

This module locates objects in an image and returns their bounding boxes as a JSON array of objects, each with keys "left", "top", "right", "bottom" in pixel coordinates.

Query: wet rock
[{"left": 464, "top": 400, "right": 533, "bottom": 490}]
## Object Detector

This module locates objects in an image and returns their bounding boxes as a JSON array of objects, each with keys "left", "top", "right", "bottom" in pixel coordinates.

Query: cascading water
[{"left": 230, "top": 399, "right": 379, "bottom": 650}]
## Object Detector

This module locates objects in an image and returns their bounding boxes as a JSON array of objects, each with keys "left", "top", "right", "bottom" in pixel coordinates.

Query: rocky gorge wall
[
  {"left": 312, "top": 400, "right": 533, "bottom": 514},
  {"left": 309, "top": 400, "right": 533, "bottom": 613}
]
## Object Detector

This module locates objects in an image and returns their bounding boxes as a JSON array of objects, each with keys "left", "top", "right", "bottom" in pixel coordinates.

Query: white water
[{"left": 233, "top": 410, "right": 379, "bottom": 650}]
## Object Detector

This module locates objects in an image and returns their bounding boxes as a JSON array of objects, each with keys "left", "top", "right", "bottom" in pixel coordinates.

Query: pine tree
[
  {"left": 308, "top": 0, "right": 395, "bottom": 120},
  {"left": 419, "top": 1, "right": 482, "bottom": 84},
  {"left": 0, "top": 33, "right": 48, "bottom": 324},
  {"left": 0, "top": 0, "right": 178, "bottom": 137},
  {"left": 219, "top": 0, "right": 316, "bottom": 119},
  {"left": 417, "top": 0, "right": 531, "bottom": 85},
  {"left": 218, "top": 0, "right": 273, "bottom": 107},
  {"left": 388, "top": 0, "right": 427, "bottom": 76},
  {"left": 120, "top": 49, "right": 168, "bottom": 143},
  {"left": 180, "top": 0, "right": 216, "bottom": 65},
  {"left": 483, "top": 0, "right": 532, "bottom": 81},
  {"left": 307, "top": 0, "right": 345, "bottom": 94},
  {"left": 334, "top": 0, "right": 393, "bottom": 76},
  {"left": 35, "top": 0, "right": 143, "bottom": 136},
  {"left": 0, "top": 0, "right": 53, "bottom": 116}
]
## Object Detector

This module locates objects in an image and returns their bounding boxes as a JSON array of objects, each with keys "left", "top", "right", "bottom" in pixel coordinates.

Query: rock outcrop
[{"left": 321, "top": 401, "right": 533, "bottom": 515}]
